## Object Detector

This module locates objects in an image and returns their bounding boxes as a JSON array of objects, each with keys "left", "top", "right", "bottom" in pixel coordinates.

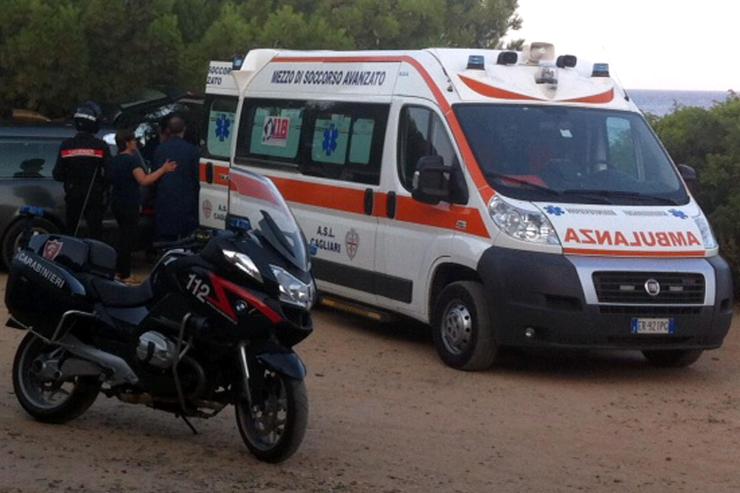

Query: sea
[{"left": 628, "top": 89, "right": 733, "bottom": 117}]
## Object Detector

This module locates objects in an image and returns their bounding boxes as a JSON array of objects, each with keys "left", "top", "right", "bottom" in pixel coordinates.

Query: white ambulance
[{"left": 199, "top": 45, "right": 732, "bottom": 370}]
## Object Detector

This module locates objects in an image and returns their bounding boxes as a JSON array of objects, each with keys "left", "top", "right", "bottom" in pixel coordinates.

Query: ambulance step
[{"left": 319, "top": 295, "right": 396, "bottom": 323}]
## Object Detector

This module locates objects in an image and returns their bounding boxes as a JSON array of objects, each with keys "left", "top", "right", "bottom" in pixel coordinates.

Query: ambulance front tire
[
  {"left": 642, "top": 349, "right": 704, "bottom": 368},
  {"left": 432, "top": 281, "right": 498, "bottom": 371}
]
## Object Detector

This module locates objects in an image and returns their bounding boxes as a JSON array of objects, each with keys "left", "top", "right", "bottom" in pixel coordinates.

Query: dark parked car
[
  {"left": 0, "top": 122, "right": 124, "bottom": 266},
  {"left": 0, "top": 92, "right": 203, "bottom": 268}
]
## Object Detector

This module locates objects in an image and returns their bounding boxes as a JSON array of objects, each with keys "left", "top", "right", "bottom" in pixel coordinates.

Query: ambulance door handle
[
  {"left": 204, "top": 162, "right": 214, "bottom": 184},
  {"left": 386, "top": 191, "right": 397, "bottom": 219},
  {"left": 363, "top": 188, "right": 374, "bottom": 216}
]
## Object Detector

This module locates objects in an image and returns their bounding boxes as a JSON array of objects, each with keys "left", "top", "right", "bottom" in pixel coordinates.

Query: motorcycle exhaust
[{"left": 56, "top": 335, "right": 139, "bottom": 386}]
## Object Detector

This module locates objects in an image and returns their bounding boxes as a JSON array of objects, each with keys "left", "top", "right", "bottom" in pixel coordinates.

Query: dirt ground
[{"left": 1, "top": 274, "right": 739, "bottom": 493}]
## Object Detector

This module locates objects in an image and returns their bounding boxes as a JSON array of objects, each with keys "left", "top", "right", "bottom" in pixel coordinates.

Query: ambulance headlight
[
  {"left": 489, "top": 196, "right": 560, "bottom": 245},
  {"left": 693, "top": 215, "right": 718, "bottom": 249}
]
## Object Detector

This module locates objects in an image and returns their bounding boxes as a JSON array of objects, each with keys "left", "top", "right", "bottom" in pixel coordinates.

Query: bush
[{"left": 651, "top": 92, "right": 740, "bottom": 291}]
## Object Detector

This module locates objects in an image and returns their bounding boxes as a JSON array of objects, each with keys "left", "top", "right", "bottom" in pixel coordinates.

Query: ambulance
[{"left": 199, "top": 45, "right": 733, "bottom": 370}]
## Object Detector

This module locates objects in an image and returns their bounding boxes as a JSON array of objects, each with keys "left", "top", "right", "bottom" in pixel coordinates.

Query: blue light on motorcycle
[
  {"left": 19, "top": 205, "right": 45, "bottom": 217},
  {"left": 226, "top": 216, "right": 252, "bottom": 233}
]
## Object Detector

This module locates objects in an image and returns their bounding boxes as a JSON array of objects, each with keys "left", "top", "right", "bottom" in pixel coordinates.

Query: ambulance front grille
[{"left": 592, "top": 272, "right": 705, "bottom": 304}]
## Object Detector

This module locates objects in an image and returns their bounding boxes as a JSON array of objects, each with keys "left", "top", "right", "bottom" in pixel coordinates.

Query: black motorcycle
[{"left": 5, "top": 172, "right": 315, "bottom": 463}]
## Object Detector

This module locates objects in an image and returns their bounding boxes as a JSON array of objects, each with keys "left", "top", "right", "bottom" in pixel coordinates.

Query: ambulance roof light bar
[
  {"left": 467, "top": 55, "right": 485, "bottom": 70},
  {"left": 592, "top": 63, "right": 610, "bottom": 77}
]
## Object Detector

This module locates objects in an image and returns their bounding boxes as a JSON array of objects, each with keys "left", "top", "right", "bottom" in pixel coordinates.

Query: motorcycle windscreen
[{"left": 228, "top": 168, "right": 309, "bottom": 271}]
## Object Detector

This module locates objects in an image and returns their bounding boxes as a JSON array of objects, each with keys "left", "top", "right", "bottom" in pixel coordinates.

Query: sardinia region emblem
[{"left": 345, "top": 229, "right": 359, "bottom": 260}]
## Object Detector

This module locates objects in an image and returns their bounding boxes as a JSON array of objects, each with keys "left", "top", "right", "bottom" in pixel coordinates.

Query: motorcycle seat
[{"left": 91, "top": 277, "right": 154, "bottom": 308}]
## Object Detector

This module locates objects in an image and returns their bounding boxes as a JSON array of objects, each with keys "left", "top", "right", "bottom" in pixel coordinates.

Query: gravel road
[{"left": 1, "top": 276, "right": 739, "bottom": 492}]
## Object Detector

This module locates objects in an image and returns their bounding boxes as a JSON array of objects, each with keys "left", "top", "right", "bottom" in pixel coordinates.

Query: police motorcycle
[{"left": 5, "top": 171, "right": 316, "bottom": 463}]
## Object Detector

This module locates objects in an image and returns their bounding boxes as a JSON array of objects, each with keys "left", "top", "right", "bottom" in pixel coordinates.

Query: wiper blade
[
  {"left": 485, "top": 172, "right": 560, "bottom": 196},
  {"left": 561, "top": 189, "right": 678, "bottom": 205}
]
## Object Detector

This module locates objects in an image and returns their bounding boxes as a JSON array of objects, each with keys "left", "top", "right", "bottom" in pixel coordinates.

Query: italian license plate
[{"left": 631, "top": 318, "right": 675, "bottom": 335}]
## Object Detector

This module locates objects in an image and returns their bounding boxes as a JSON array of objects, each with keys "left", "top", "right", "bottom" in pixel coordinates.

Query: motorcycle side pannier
[{"left": 5, "top": 235, "right": 98, "bottom": 339}]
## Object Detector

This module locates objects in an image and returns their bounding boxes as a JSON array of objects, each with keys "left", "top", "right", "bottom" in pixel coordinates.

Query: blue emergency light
[
  {"left": 232, "top": 55, "right": 245, "bottom": 71},
  {"left": 592, "top": 63, "right": 610, "bottom": 77},
  {"left": 467, "top": 55, "right": 485, "bottom": 70}
]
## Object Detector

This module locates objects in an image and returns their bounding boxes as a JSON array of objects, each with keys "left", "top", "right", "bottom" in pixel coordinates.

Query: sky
[{"left": 505, "top": 0, "right": 739, "bottom": 91}]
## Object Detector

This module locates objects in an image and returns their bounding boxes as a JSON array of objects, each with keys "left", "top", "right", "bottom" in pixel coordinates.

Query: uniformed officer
[{"left": 52, "top": 102, "right": 110, "bottom": 239}]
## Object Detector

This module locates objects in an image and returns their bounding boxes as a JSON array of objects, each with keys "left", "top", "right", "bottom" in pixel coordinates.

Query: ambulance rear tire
[
  {"left": 642, "top": 349, "right": 704, "bottom": 368},
  {"left": 433, "top": 281, "right": 497, "bottom": 371}
]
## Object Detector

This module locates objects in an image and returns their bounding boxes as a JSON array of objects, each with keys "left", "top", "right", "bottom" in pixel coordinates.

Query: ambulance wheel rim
[{"left": 442, "top": 302, "right": 473, "bottom": 356}]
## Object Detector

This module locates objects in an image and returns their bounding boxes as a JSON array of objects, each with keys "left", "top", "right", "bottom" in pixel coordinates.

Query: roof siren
[{"left": 524, "top": 42, "right": 555, "bottom": 65}]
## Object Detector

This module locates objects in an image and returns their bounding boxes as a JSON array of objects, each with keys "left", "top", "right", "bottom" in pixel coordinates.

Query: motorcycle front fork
[{"left": 237, "top": 342, "right": 252, "bottom": 404}]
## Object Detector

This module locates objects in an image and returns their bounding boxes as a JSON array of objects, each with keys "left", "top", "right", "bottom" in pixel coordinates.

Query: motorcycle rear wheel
[
  {"left": 12, "top": 333, "right": 100, "bottom": 424},
  {"left": 235, "top": 369, "right": 308, "bottom": 463}
]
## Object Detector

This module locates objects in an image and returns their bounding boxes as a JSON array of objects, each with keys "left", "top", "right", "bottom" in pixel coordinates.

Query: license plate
[{"left": 631, "top": 318, "right": 675, "bottom": 335}]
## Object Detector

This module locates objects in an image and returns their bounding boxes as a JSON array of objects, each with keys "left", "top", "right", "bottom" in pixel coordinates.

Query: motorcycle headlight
[
  {"left": 223, "top": 250, "right": 263, "bottom": 283},
  {"left": 488, "top": 196, "right": 560, "bottom": 245},
  {"left": 270, "top": 265, "right": 316, "bottom": 309},
  {"left": 693, "top": 215, "right": 717, "bottom": 249}
]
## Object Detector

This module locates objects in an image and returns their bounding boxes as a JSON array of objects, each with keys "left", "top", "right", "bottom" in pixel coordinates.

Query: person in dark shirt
[
  {"left": 109, "top": 128, "right": 176, "bottom": 281},
  {"left": 52, "top": 102, "right": 110, "bottom": 238},
  {"left": 151, "top": 116, "right": 200, "bottom": 241}
]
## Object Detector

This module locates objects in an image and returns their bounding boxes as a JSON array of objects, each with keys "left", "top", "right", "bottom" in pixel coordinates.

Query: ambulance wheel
[
  {"left": 433, "top": 281, "right": 497, "bottom": 371},
  {"left": 642, "top": 349, "right": 703, "bottom": 368},
  {"left": 2, "top": 217, "right": 58, "bottom": 268}
]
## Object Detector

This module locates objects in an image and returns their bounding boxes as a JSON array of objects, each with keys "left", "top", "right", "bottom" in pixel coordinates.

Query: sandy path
[{"left": 1, "top": 276, "right": 738, "bottom": 492}]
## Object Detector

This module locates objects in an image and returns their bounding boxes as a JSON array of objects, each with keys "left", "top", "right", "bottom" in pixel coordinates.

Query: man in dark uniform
[
  {"left": 52, "top": 102, "right": 110, "bottom": 239},
  {"left": 151, "top": 115, "right": 200, "bottom": 241}
]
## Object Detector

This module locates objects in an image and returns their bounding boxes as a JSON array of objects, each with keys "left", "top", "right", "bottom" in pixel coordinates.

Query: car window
[{"left": 0, "top": 139, "right": 59, "bottom": 179}]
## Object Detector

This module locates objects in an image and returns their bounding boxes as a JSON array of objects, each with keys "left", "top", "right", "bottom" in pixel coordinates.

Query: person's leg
[
  {"left": 65, "top": 195, "right": 84, "bottom": 235},
  {"left": 113, "top": 205, "right": 137, "bottom": 279}
]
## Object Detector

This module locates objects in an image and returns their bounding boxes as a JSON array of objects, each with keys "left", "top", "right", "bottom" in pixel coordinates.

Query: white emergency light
[{"left": 524, "top": 42, "right": 555, "bottom": 65}]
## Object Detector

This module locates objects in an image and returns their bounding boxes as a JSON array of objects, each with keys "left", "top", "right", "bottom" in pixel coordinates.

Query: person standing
[
  {"left": 52, "top": 102, "right": 110, "bottom": 239},
  {"left": 108, "top": 129, "right": 176, "bottom": 281},
  {"left": 151, "top": 116, "right": 200, "bottom": 241}
]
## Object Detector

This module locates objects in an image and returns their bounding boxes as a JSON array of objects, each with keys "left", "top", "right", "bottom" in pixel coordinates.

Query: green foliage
[
  {"left": 651, "top": 93, "right": 740, "bottom": 285},
  {"left": 0, "top": 0, "right": 521, "bottom": 116}
]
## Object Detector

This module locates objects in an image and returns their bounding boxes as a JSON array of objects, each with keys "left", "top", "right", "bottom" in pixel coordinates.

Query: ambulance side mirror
[
  {"left": 411, "top": 155, "right": 452, "bottom": 205},
  {"left": 678, "top": 164, "right": 699, "bottom": 196}
]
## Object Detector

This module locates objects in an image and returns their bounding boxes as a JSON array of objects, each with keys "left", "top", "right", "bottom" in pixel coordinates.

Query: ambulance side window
[
  {"left": 203, "top": 97, "right": 238, "bottom": 159},
  {"left": 398, "top": 106, "right": 458, "bottom": 190},
  {"left": 235, "top": 99, "right": 305, "bottom": 168},
  {"left": 301, "top": 101, "right": 389, "bottom": 185}
]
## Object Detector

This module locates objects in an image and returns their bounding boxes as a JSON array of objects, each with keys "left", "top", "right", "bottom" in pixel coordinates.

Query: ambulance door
[
  {"left": 199, "top": 95, "right": 238, "bottom": 229},
  {"left": 231, "top": 98, "right": 389, "bottom": 306},
  {"left": 374, "top": 100, "right": 463, "bottom": 318}
]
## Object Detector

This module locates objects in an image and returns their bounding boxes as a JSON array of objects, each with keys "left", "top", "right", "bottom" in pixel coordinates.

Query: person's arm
[{"left": 133, "top": 159, "right": 177, "bottom": 186}]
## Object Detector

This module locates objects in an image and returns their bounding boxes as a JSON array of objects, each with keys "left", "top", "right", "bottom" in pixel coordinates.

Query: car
[{"left": 0, "top": 92, "right": 204, "bottom": 268}]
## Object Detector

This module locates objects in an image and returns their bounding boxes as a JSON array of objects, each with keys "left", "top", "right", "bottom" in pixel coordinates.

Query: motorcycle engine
[{"left": 136, "top": 331, "right": 177, "bottom": 369}]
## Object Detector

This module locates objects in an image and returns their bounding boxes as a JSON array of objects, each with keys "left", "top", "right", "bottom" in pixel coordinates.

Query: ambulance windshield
[{"left": 455, "top": 104, "right": 689, "bottom": 205}]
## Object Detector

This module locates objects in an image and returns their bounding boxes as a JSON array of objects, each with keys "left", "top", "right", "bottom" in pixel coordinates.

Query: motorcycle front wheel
[
  {"left": 12, "top": 333, "right": 100, "bottom": 424},
  {"left": 235, "top": 369, "right": 308, "bottom": 463}
]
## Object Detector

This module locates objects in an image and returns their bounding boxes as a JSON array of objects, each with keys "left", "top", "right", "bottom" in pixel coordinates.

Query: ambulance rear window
[{"left": 204, "top": 97, "right": 237, "bottom": 159}]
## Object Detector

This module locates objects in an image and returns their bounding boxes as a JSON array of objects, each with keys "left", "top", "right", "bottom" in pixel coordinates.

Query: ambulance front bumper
[{"left": 476, "top": 247, "right": 733, "bottom": 350}]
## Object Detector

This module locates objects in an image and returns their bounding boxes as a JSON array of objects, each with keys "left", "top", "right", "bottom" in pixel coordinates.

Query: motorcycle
[{"left": 5, "top": 171, "right": 316, "bottom": 463}]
